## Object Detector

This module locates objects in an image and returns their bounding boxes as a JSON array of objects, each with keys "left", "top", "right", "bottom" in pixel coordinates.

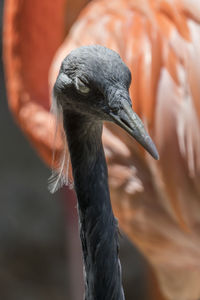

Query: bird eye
[{"left": 75, "top": 77, "right": 90, "bottom": 95}]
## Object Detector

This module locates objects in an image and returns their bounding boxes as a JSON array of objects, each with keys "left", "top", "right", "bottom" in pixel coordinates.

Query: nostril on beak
[{"left": 120, "top": 116, "right": 132, "bottom": 131}]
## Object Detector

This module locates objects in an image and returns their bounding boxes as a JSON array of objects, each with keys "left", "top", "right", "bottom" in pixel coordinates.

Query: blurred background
[{"left": 0, "top": 1, "right": 150, "bottom": 299}]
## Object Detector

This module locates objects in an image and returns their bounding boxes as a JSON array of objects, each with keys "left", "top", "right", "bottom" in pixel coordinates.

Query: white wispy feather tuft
[{"left": 48, "top": 93, "right": 73, "bottom": 193}]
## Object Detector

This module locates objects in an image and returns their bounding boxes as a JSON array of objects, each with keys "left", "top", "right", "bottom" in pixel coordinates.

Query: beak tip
[
  {"left": 154, "top": 152, "right": 160, "bottom": 160},
  {"left": 145, "top": 136, "right": 159, "bottom": 160}
]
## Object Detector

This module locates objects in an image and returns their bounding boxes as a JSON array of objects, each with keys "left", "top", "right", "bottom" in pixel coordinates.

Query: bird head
[{"left": 53, "top": 45, "right": 159, "bottom": 160}]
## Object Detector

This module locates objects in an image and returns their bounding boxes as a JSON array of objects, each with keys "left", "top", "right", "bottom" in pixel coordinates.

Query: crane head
[{"left": 53, "top": 45, "right": 159, "bottom": 160}]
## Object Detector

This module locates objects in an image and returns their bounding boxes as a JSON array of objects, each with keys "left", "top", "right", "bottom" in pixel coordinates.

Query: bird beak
[{"left": 109, "top": 99, "right": 159, "bottom": 160}]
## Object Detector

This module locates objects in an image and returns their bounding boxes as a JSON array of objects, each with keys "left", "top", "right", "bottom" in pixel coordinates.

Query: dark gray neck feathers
[{"left": 63, "top": 112, "right": 125, "bottom": 300}]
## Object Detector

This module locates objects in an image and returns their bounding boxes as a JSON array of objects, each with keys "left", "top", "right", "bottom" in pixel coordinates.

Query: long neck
[{"left": 64, "top": 112, "right": 125, "bottom": 300}]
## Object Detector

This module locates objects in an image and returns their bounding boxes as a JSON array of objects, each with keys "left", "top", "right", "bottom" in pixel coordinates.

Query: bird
[
  {"left": 3, "top": 0, "right": 200, "bottom": 299},
  {"left": 51, "top": 44, "right": 158, "bottom": 299}
]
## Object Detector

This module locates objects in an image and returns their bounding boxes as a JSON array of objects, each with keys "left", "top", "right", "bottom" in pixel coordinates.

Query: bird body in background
[
  {"left": 52, "top": 44, "right": 158, "bottom": 299},
  {"left": 3, "top": 0, "right": 200, "bottom": 299}
]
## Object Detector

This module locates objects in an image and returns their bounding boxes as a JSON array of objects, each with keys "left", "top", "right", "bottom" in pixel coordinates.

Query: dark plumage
[{"left": 53, "top": 45, "right": 158, "bottom": 300}]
